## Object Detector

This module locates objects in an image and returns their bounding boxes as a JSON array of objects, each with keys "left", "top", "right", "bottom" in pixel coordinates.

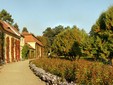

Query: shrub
[
  {"left": 32, "top": 58, "right": 113, "bottom": 84},
  {"left": 22, "top": 44, "right": 29, "bottom": 59}
]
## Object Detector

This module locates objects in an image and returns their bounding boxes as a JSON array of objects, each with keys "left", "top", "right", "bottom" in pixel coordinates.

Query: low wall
[{"left": 29, "top": 62, "right": 76, "bottom": 85}]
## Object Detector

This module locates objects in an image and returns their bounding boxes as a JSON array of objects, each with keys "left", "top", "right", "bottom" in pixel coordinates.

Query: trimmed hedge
[{"left": 32, "top": 58, "right": 113, "bottom": 84}]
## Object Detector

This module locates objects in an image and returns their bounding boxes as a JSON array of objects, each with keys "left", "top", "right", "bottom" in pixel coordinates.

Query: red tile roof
[
  {"left": 0, "top": 20, "right": 21, "bottom": 37},
  {"left": 22, "top": 31, "right": 29, "bottom": 35},
  {"left": 22, "top": 32, "right": 43, "bottom": 46}
]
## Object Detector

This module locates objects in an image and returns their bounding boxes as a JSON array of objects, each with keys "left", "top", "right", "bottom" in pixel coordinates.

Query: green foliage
[
  {"left": 43, "top": 25, "right": 65, "bottom": 53},
  {"left": 13, "top": 23, "right": 19, "bottom": 31},
  {"left": 32, "top": 58, "right": 113, "bottom": 84},
  {"left": 22, "top": 27, "right": 28, "bottom": 32},
  {"left": 43, "top": 27, "right": 55, "bottom": 47},
  {"left": 41, "top": 6, "right": 113, "bottom": 63},
  {"left": 90, "top": 6, "right": 113, "bottom": 62},
  {"left": 22, "top": 44, "right": 29, "bottom": 59},
  {"left": 37, "top": 36, "right": 49, "bottom": 55},
  {"left": 43, "top": 25, "right": 88, "bottom": 59},
  {"left": 0, "top": 9, "right": 14, "bottom": 25},
  {"left": 52, "top": 28, "right": 75, "bottom": 56},
  {"left": 52, "top": 26, "right": 88, "bottom": 59},
  {"left": 0, "top": 9, "right": 19, "bottom": 32}
]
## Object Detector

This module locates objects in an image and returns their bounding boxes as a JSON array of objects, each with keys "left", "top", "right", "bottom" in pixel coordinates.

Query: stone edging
[{"left": 29, "top": 62, "right": 76, "bottom": 85}]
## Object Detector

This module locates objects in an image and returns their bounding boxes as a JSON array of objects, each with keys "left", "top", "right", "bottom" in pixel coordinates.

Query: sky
[{"left": 0, "top": 0, "right": 113, "bottom": 36}]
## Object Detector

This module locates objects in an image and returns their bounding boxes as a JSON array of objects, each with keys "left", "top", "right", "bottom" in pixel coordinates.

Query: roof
[
  {"left": 22, "top": 32, "right": 43, "bottom": 46},
  {"left": 0, "top": 20, "right": 21, "bottom": 37},
  {"left": 22, "top": 31, "right": 29, "bottom": 35}
]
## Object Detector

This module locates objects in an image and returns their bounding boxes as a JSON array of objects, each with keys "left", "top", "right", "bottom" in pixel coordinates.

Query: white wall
[{"left": 27, "top": 42, "right": 36, "bottom": 49}]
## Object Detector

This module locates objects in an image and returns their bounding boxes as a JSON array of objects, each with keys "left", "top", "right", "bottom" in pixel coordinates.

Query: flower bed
[
  {"left": 31, "top": 58, "right": 113, "bottom": 85},
  {"left": 29, "top": 62, "right": 75, "bottom": 85}
]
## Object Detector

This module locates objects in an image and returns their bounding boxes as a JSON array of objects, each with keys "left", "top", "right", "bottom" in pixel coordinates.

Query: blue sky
[{"left": 0, "top": 0, "right": 113, "bottom": 35}]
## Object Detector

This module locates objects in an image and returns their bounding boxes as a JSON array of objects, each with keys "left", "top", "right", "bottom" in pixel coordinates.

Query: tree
[
  {"left": 70, "top": 28, "right": 89, "bottom": 59},
  {"left": 43, "top": 27, "right": 55, "bottom": 45},
  {"left": 22, "top": 27, "right": 28, "bottom": 32},
  {"left": 43, "top": 25, "right": 65, "bottom": 53},
  {"left": 54, "top": 25, "right": 64, "bottom": 35},
  {"left": 37, "top": 36, "right": 49, "bottom": 55},
  {"left": 90, "top": 6, "right": 113, "bottom": 64},
  {"left": 52, "top": 26, "right": 88, "bottom": 60},
  {"left": 22, "top": 44, "right": 29, "bottom": 59},
  {"left": 0, "top": 9, "right": 14, "bottom": 25},
  {"left": 13, "top": 23, "right": 19, "bottom": 31},
  {"left": 52, "top": 28, "right": 71, "bottom": 56}
]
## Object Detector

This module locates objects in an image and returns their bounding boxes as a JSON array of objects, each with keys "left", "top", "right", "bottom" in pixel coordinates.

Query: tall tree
[
  {"left": 22, "top": 27, "right": 28, "bottom": 32},
  {"left": 90, "top": 6, "right": 113, "bottom": 63},
  {"left": 54, "top": 25, "right": 64, "bottom": 35},
  {"left": 0, "top": 9, "right": 14, "bottom": 25},
  {"left": 13, "top": 23, "right": 19, "bottom": 31},
  {"left": 43, "top": 27, "right": 54, "bottom": 45},
  {"left": 71, "top": 28, "right": 88, "bottom": 59},
  {"left": 43, "top": 25, "right": 65, "bottom": 53},
  {"left": 37, "top": 36, "right": 49, "bottom": 55},
  {"left": 52, "top": 26, "right": 88, "bottom": 60}
]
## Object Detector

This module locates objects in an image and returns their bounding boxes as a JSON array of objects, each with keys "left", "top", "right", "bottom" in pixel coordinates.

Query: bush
[
  {"left": 32, "top": 58, "right": 113, "bottom": 84},
  {"left": 22, "top": 44, "right": 29, "bottom": 59}
]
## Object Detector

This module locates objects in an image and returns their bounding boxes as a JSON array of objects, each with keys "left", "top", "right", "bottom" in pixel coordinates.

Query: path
[{"left": 0, "top": 60, "right": 46, "bottom": 85}]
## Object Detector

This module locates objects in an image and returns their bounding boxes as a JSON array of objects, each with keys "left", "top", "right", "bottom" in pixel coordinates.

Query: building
[
  {"left": 0, "top": 20, "right": 22, "bottom": 63},
  {"left": 20, "top": 34, "right": 25, "bottom": 59},
  {"left": 0, "top": 20, "right": 43, "bottom": 64},
  {"left": 22, "top": 32, "right": 43, "bottom": 58}
]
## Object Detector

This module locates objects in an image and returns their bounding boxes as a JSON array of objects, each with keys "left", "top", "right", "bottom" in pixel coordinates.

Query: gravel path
[{"left": 0, "top": 60, "right": 46, "bottom": 85}]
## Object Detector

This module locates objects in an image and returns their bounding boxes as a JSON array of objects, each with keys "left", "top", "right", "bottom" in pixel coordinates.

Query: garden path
[{"left": 0, "top": 60, "right": 45, "bottom": 85}]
